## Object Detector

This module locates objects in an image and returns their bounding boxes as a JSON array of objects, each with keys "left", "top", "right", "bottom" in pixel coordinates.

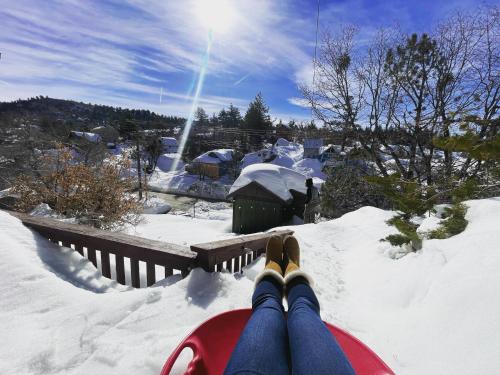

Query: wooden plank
[
  {"left": 116, "top": 255, "right": 125, "bottom": 285},
  {"left": 216, "top": 262, "right": 223, "bottom": 272},
  {"left": 101, "top": 250, "right": 111, "bottom": 278},
  {"left": 146, "top": 262, "right": 156, "bottom": 287},
  {"left": 191, "top": 229, "right": 293, "bottom": 270},
  {"left": 241, "top": 253, "right": 247, "bottom": 268},
  {"left": 234, "top": 256, "right": 240, "bottom": 273},
  {"left": 87, "top": 248, "right": 97, "bottom": 267},
  {"left": 246, "top": 253, "right": 252, "bottom": 265},
  {"left": 191, "top": 229, "right": 293, "bottom": 252},
  {"left": 131, "top": 258, "right": 140, "bottom": 288},
  {"left": 12, "top": 213, "right": 196, "bottom": 265},
  {"left": 75, "top": 244, "right": 84, "bottom": 256},
  {"left": 226, "top": 258, "right": 232, "bottom": 273},
  {"left": 165, "top": 267, "right": 173, "bottom": 278}
]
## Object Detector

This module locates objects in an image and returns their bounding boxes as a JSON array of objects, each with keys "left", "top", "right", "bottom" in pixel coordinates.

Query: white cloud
[{"left": 287, "top": 97, "right": 310, "bottom": 108}]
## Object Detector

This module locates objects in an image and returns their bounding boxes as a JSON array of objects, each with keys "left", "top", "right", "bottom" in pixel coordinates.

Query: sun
[{"left": 195, "top": 0, "right": 236, "bottom": 34}]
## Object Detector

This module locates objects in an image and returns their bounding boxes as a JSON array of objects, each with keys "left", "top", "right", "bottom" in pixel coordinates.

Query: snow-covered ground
[{"left": 1, "top": 197, "right": 500, "bottom": 374}]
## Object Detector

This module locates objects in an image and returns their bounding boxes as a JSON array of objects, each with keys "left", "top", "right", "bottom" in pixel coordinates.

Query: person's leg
[
  {"left": 282, "top": 235, "right": 354, "bottom": 375},
  {"left": 287, "top": 277, "right": 355, "bottom": 375},
  {"left": 223, "top": 276, "right": 289, "bottom": 375}
]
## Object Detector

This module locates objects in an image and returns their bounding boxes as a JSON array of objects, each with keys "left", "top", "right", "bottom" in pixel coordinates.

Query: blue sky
[{"left": 0, "top": 0, "right": 485, "bottom": 122}]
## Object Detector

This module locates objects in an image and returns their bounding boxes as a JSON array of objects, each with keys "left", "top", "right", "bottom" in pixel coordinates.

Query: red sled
[{"left": 161, "top": 308, "right": 394, "bottom": 375}]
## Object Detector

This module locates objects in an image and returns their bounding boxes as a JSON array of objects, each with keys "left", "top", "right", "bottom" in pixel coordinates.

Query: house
[
  {"left": 160, "top": 137, "right": 179, "bottom": 154},
  {"left": 186, "top": 149, "right": 235, "bottom": 179},
  {"left": 304, "top": 138, "right": 323, "bottom": 158},
  {"left": 227, "top": 164, "right": 307, "bottom": 234},
  {"left": 70, "top": 131, "right": 102, "bottom": 143},
  {"left": 319, "top": 144, "right": 341, "bottom": 164}
]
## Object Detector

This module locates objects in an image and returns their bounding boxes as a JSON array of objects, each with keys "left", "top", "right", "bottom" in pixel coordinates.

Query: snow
[
  {"left": 1, "top": 197, "right": 500, "bottom": 375},
  {"left": 70, "top": 131, "right": 102, "bottom": 143},
  {"left": 124, "top": 213, "right": 233, "bottom": 247},
  {"left": 141, "top": 196, "right": 172, "bottom": 215},
  {"left": 160, "top": 137, "right": 178, "bottom": 147},
  {"left": 193, "top": 149, "right": 233, "bottom": 164},
  {"left": 292, "top": 158, "right": 326, "bottom": 180},
  {"left": 148, "top": 171, "right": 231, "bottom": 200},
  {"left": 30, "top": 203, "right": 63, "bottom": 218},
  {"left": 156, "top": 153, "right": 185, "bottom": 172},
  {"left": 229, "top": 163, "right": 307, "bottom": 202},
  {"left": 240, "top": 139, "right": 326, "bottom": 185},
  {"left": 275, "top": 137, "right": 292, "bottom": 147}
]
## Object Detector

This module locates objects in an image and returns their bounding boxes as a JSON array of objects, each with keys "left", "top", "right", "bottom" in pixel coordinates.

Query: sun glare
[{"left": 195, "top": 0, "right": 236, "bottom": 34}]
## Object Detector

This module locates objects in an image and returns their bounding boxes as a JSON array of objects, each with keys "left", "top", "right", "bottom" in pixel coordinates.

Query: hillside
[
  {"left": 1, "top": 197, "right": 499, "bottom": 374},
  {"left": 0, "top": 97, "right": 185, "bottom": 131}
]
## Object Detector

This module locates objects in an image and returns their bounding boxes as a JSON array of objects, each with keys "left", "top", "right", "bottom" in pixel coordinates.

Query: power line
[{"left": 312, "top": 0, "right": 320, "bottom": 86}]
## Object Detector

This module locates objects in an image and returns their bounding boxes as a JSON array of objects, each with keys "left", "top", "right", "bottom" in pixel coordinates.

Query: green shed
[{"left": 227, "top": 164, "right": 307, "bottom": 234}]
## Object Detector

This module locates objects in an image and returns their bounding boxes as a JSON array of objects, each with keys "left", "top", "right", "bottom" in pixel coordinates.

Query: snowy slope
[{"left": 1, "top": 198, "right": 500, "bottom": 374}]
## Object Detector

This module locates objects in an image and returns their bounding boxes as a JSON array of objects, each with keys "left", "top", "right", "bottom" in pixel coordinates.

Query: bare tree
[{"left": 302, "top": 26, "right": 364, "bottom": 134}]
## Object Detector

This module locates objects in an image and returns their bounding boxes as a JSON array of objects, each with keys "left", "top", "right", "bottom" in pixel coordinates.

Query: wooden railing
[
  {"left": 8, "top": 212, "right": 293, "bottom": 287},
  {"left": 11, "top": 213, "right": 197, "bottom": 287},
  {"left": 190, "top": 229, "right": 293, "bottom": 273}
]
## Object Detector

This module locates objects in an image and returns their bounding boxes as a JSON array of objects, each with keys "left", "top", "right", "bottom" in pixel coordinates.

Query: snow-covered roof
[
  {"left": 275, "top": 138, "right": 291, "bottom": 147},
  {"left": 160, "top": 137, "right": 178, "bottom": 146},
  {"left": 228, "top": 163, "right": 307, "bottom": 202},
  {"left": 193, "top": 149, "right": 234, "bottom": 164},
  {"left": 70, "top": 131, "right": 101, "bottom": 143},
  {"left": 156, "top": 153, "right": 185, "bottom": 172}
]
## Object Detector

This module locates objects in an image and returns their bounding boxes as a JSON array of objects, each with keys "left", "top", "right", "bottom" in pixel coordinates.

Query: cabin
[
  {"left": 304, "top": 138, "right": 323, "bottom": 158},
  {"left": 319, "top": 144, "right": 342, "bottom": 164},
  {"left": 227, "top": 164, "right": 307, "bottom": 234},
  {"left": 160, "top": 137, "right": 179, "bottom": 154},
  {"left": 186, "top": 149, "right": 234, "bottom": 179}
]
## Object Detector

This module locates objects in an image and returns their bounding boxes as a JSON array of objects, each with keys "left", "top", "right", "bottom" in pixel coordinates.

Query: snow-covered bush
[{"left": 11, "top": 146, "right": 140, "bottom": 229}]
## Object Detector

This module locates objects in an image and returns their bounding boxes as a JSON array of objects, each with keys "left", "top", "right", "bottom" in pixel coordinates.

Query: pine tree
[
  {"left": 366, "top": 173, "right": 437, "bottom": 250},
  {"left": 217, "top": 108, "right": 229, "bottom": 127},
  {"left": 194, "top": 107, "right": 209, "bottom": 127},
  {"left": 244, "top": 93, "right": 272, "bottom": 148},
  {"left": 227, "top": 104, "right": 243, "bottom": 128},
  {"left": 209, "top": 113, "right": 219, "bottom": 127},
  {"left": 244, "top": 93, "right": 272, "bottom": 130}
]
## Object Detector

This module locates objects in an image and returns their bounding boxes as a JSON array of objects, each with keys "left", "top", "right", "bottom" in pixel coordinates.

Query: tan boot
[
  {"left": 254, "top": 235, "right": 285, "bottom": 286},
  {"left": 283, "top": 235, "right": 314, "bottom": 286}
]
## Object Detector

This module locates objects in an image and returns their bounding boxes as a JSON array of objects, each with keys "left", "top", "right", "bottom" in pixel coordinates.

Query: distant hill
[{"left": 0, "top": 96, "right": 186, "bottom": 131}]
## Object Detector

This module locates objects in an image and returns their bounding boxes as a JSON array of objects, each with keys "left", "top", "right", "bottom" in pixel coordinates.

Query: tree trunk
[{"left": 136, "top": 138, "right": 142, "bottom": 201}]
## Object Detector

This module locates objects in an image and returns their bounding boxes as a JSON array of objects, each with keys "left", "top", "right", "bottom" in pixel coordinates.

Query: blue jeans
[{"left": 224, "top": 276, "right": 355, "bottom": 375}]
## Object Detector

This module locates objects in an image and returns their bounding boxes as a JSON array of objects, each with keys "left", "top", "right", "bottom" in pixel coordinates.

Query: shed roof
[
  {"left": 160, "top": 137, "right": 178, "bottom": 146},
  {"left": 228, "top": 163, "right": 306, "bottom": 202},
  {"left": 193, "top": 149, "right": 234, "bottom": 164}
]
